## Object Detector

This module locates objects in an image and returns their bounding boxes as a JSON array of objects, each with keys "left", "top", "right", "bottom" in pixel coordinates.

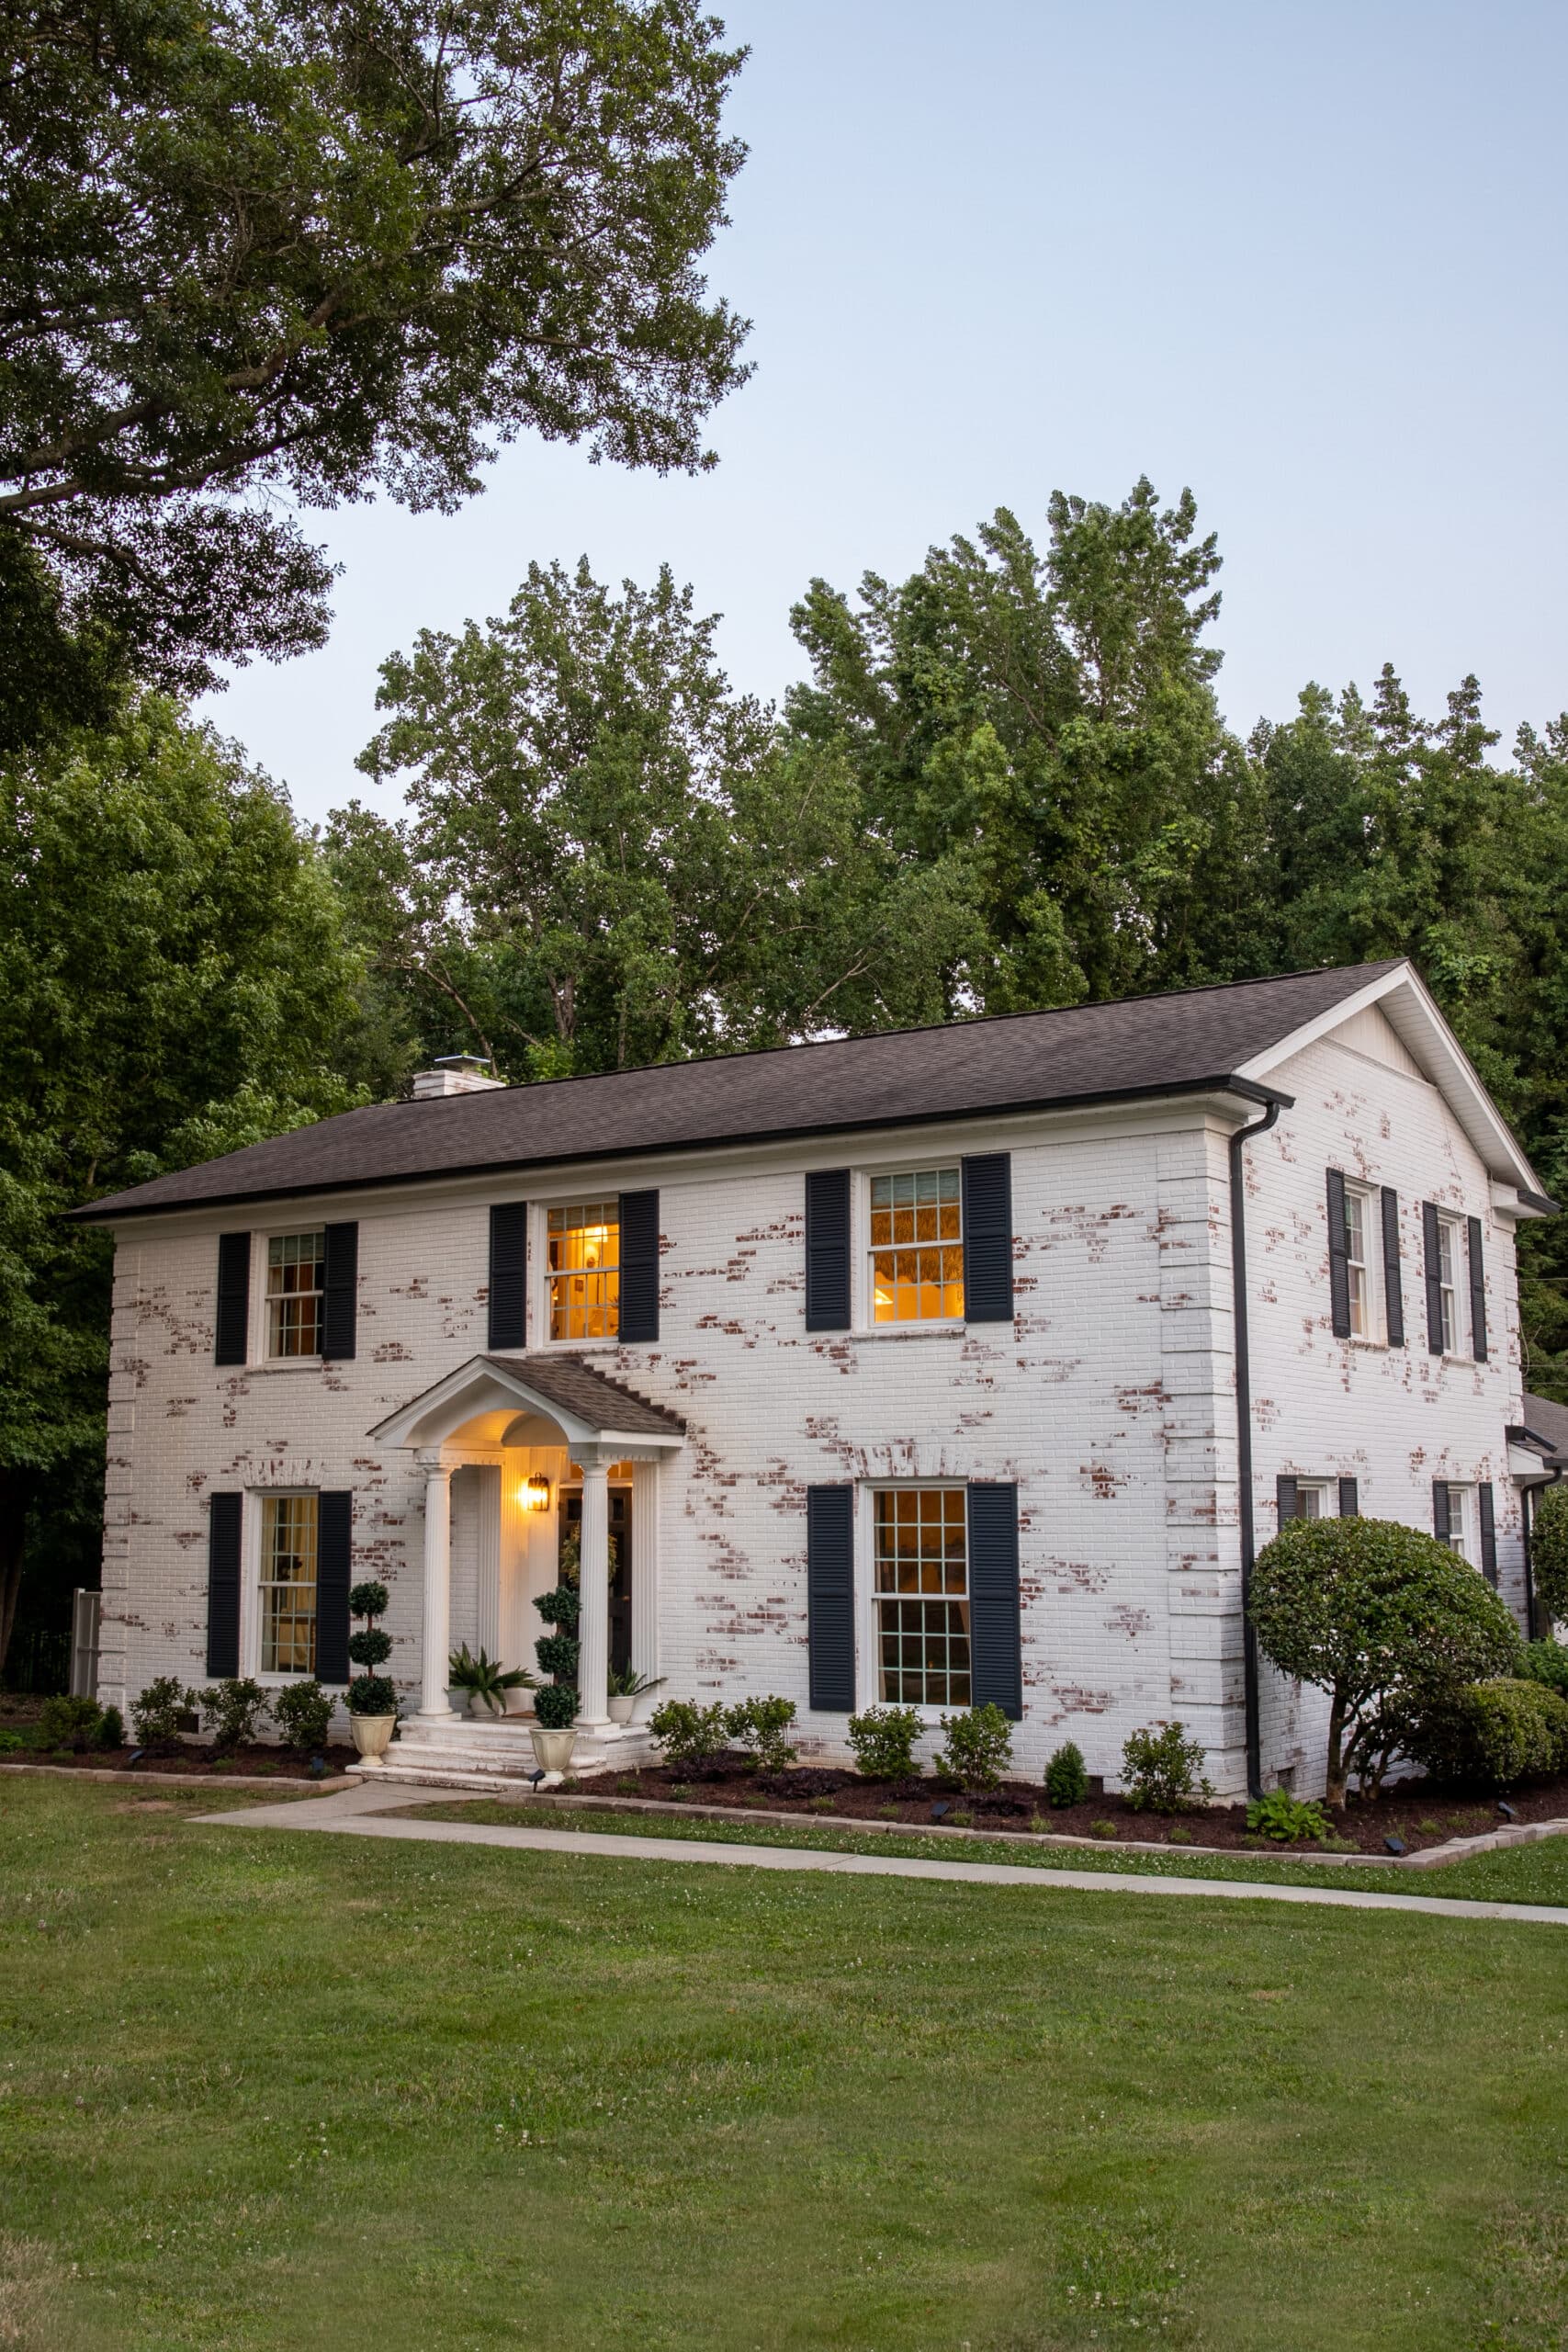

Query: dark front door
[{"left": 560, "top": 1486, "right": 632, "bottom": 1675}]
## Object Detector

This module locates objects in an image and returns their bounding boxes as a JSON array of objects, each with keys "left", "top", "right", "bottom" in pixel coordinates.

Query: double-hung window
[
  {"left": 869, "top": 1167, "right": 963, "bottom": 1324},
  {"left": 1437, "top": 1217, "right": 1461, "bottom": 1355},
  {"left": 547, "top": 1202, "right": 620, "bottom": 1340},
  {"left": 1343, "top": 1187, "right": 1371, "bottom": 1337},
  {"left": 874, "top": 1487, "right": 970, "bottom": 1705},
  {"left": 1438, "top": 1483, "right": 1473, "bottom": 1564},
  {"left": 1294, "top": 1482, "right": 1330, "bottom": 1520},
  {"left": 259, "top": 1494, "right": 318, "bottom": 1674},
  {"left": 266, "top": 1232, "right": 325, "bottom": 1358}
]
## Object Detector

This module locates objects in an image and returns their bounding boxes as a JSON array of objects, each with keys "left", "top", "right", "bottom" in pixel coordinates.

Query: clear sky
[{"left": 199, "top": 0, "right": 1568, "bottom": 827}]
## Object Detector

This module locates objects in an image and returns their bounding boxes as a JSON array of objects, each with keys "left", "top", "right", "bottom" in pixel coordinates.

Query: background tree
[
  {"left": 0, "top": 697, "right": 367, "bottom": 1672},
  {"left": 0, "top": 0, "right": 750, "bottom": 743}
]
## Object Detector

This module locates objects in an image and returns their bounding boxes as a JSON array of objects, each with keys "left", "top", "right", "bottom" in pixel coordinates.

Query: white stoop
[{"left": 355, "top": 1712, "right": 657, "bottom": 1792}]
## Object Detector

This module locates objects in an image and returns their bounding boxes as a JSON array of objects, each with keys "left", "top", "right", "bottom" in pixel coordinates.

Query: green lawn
[{"left": 4, "top": 1779, "right": 1568, "bottom": 2352}]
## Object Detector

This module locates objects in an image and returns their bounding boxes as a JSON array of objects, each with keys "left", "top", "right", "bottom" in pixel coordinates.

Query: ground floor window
[
  {"left": 260, "top": 1493, "right": 318, "bottom": 1673},
  {"left": 874, "top": 1486, "right": 969, "bottom": 1706},
  {"left": 1438, "top": 1482, "right": 1474, "bottom": 1565}
]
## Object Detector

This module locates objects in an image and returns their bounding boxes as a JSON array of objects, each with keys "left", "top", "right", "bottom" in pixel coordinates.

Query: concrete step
[{"left": 354, "top": 1710, "right": 656, "bottom": 1791}]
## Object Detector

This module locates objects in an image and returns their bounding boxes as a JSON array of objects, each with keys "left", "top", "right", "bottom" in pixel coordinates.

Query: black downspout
[{"left": 1230, "top": 1094, "right": 1283, "bottom": 1804}]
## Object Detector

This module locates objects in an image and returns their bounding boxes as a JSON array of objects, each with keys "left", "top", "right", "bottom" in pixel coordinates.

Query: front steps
[{"left": 356, "top": 1709, "right": 657, "bottom": 1792}]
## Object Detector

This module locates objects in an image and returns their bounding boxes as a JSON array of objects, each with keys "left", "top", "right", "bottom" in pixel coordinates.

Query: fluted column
[
  {"left": 576, "top": 1452, "right": 612, "bottom": 1729},
  {"left": 418, "top": 1455, "right": 455, "bottom": 1719}
]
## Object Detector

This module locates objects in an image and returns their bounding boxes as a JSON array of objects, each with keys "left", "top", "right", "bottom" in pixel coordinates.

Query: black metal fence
[{"left": 1, "top": 1627, "right": 71, "bottom": 1696}]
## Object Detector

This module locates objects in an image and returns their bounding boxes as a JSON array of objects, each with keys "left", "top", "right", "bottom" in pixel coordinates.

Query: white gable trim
[
  {"left": 1235, "top": 960, "right": 1547, "bottom": 1200},
  {"left": 367, "top": 1354, "right": 685, "bottom": 1456}
]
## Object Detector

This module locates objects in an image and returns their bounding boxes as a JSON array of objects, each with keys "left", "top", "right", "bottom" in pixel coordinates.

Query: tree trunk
[
  {"left": 0, "top": 1467, "right": 34, "bottom": 1679},
  {"left": 1325, "top": 1688, "right": 1347, "bottom": 1806}
]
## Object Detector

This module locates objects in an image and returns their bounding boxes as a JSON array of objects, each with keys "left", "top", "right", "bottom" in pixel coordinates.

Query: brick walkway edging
[{"left": 0, "top": 1760, "right": 357, "bottom": 1794}]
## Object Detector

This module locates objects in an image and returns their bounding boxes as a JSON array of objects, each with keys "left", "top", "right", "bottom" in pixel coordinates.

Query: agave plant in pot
[
  {"left": 448, "top": 1643, "right": 535, "bottom": 1720},
  {"left": 531, "top": 1583, "right": 581, "bottom": 1773},
  {"left": 606, "top": 1664, "right": 665, "bottom": 1727},
  {"left": 344, "top": 1581, "right": 398, "bottom": 1766}
]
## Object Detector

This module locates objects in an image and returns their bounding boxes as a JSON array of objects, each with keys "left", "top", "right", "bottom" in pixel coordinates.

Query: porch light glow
[{"left": 524, "top": 1473, "right": 552, "bottom": 1512}]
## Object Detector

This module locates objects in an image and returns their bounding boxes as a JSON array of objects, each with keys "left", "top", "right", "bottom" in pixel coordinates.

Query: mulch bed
[
  {"left": 2, "top": 1741, "right": 358, "bottom": 1781},
  {"left": 591, "top": 1752, "right": 1568, "bottom": 1857}
]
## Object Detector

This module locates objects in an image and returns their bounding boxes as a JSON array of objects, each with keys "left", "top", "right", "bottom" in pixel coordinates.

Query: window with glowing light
[
  {"left": 259, "top": 1494, "right": 318, "bottom": 1674},
  {"left": 266, "top": 1230, "right": 325, "bottom": 1357},
  {"left": 869, "top": 1168, "right": 963, "bottom": 1323},
  {"left": 547, "top": 1202, "right": 620, "bottom": 1340},
  {"left": 874, "top": 1487, "right": 970, "bottom": 1706}
]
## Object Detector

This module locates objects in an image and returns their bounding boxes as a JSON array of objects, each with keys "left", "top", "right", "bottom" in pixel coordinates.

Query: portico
[{"left": 368, "top": 1355, "right": 685, "bottom": 1736}]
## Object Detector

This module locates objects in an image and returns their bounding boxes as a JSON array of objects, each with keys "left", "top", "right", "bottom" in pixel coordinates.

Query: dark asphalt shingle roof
[
  {"left": 77, "top": 960, "right": 1404, "bottom": 1221},
  {"left": 482, "top": 1353, "right": 686, "bottom": 1439},
  {"left": 1517, "top": 1394, "right": 1568, "bottom": 1456}
]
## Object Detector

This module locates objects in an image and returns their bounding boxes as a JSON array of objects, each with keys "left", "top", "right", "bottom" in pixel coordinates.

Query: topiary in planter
[
  {"left": 534, "top": 1630, "right": 580, "bottom": 1683},
  {"left": 345, "top": 1583, "right": 397, "bottom": 1721},
  {"left": 533, "top": 1681, "right": 580, "bottom": 1731},
  {"left": 345, "top": 1673, "right": 399, "bottom": 1718}
]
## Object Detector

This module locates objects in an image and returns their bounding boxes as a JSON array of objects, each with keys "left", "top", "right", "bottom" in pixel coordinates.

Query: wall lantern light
[{"left": 524, "top": 1473, "right": 552, "bottom": 1513}]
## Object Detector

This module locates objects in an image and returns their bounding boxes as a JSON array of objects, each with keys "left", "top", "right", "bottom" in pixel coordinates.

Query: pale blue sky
[{"left": 202, "top": 0, "right": 1568, "bottom": 826}]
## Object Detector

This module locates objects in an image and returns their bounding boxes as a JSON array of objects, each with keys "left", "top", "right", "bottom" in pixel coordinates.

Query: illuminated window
[
  {"left": 260, "top": 1494, "right": 317, "bottom": 1674},
  {"left": 266, "top": 1231, "right": 325, "bottom": 1358},
  {"left": 869, "top": 1168, "right": 963, "bottom": 1323},
  {"left": 874, "top": 1487, "right": 969, "bottom": 1707},
  {"left": 547, "top": 1202, "right": 620, "bottom": 1340}
]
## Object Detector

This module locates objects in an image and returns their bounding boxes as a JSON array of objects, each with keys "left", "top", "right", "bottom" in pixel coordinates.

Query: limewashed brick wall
[{"left": 97, "top": 998, "right": 1527, "bottom": 1800}]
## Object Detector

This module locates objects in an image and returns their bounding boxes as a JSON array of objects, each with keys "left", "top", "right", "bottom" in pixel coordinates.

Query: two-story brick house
[{"left": 74, "top": 957, "right": 1554, "bottom": 1797}]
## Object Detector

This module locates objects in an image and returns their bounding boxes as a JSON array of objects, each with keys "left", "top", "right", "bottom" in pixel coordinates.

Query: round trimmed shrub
[
  {"left": 1403, "top": 1677, "right": 1568, "bottom": 1791},
  {"left": 533, "top": 1681, "right": 580, "bottom": 1730},
  {"left": 1531, "top": 1487, "right": 1568, "bottom": 1628},
  {"left": 1251, "top": 1515, "right": 1523, "bottom": 1801}
]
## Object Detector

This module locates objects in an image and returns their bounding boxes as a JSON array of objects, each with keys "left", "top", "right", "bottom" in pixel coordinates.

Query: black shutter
[
  {"left": 1381, "top": 1187, "right": 1404, "bottom": 1347},
  {"left": 1478, "top": 1483, "right": 1497, "bottom": 1586},
  {"left": 967, "top": 1482, "right": 1022, "bottom": 1720},
  {"left": 804, "top": 1170, "right": 852, "bottom": 1331},
  {"left": 617, "top": 1190, "right": 660, "bottom": 1342},
  {"left": 488, "top": 1203, "right": 527, "bottom": 1350},
  {"left": 1326, "top": 1170, "right": 1351, "bottom": 1337},
  {"left": 1423, "top": 1203, "right": 1444, "bottom": 1353},
  {"left": 1467, "top": 1217, "right": 1487, "bottom": 1361},
  {"left": 962, "top": 1153, "right": 1013, "bottom": 1324},
  {"left": 321, "top": 1222, "right": 358, "bottom": 1361},
  {"left": 1276, "top": 1475, "right": 1299, "bottom": 1525},
  {"left": 807, "top": 1485, "right": 855, "bottom": 1710},
  {"left": 316, "top": 1491, "right": 353, "bottom": 1680},
  {"left": 215, "top": 1232, "right": 250, "bottom": 1365},
  {"left": 206, "top": 1492, "right": 243, "bottom": 1677},
  {"left": 1338, "top": 1476, "right": 1359, "bottom": 1518},
  {"left": 1432, "top": 1480, "right": 1450, "bottom": 1544}
]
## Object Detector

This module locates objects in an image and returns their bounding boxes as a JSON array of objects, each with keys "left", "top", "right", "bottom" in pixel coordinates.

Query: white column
[
  {"left": 576, "top": 1453, "right": 611, "bottom": 1729},
  {"left": 418, "top": 1456, "right": 456, "bottom": 1719},
  {"left": 631, "top": 1456, "right": 659, "bottom": 1680}
]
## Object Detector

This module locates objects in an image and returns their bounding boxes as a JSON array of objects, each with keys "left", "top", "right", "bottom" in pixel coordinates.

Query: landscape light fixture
[
  {"left": 1497, "top": 1799, "right": 1517, "bottom": 1821},
  {"left": 527, "top": 1770, "right": 547, "bottom": 1790},
  {"left": 931, "top": 1801, "right": 951, "bottom": 1822},
  {"left": 1383, "top": 1836, "right": 1406, "bottom": 1856}
]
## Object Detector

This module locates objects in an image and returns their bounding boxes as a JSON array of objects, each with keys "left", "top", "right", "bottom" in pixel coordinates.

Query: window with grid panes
[
  {"left": 547, "top": 1202, "right": 619, "bottom": 1340},
  {"left": 869, "top": 1167, "right": 963, "bottom": 1322},
  {"left": 266, "top": 1231, "right": 325, "bottom": 1357},
  {"left": 874, "top": 1487, "right": 970, "bottom": 1706},
  {"left": 259, "top": 1494, "right": 318, "bottom": 1673},
  {"left": 1343, "top": 1186, "right": 1372, "bottom": 1336},
  {"left": 1437, "top": 1217, "right": 1461, "bottom": 1354}
]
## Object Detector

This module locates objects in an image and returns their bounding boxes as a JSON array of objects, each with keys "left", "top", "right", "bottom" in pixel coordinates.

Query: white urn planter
[
  {"left": 349, "top": 1713, "right": 397, "bottom": 1768},
  {"left": 502, "top": 1685, "right": 532, "bottom": 1717},
  {"left": 529, "top": 1726, "right": 577, "bottom": 1775},
  {"left": 606, "top": 1695, "right": 637, "bottom": 1726},
  {"left": 468, "top": 1690, "right": 503, "bottom": 1720}
]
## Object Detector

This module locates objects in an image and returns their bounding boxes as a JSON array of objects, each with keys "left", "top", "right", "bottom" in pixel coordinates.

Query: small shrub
[
  {"left": 197, "top": 1677, "right": 269, "bottom": 1751},
  {"left": 0, "top": 1728, "right": 25, "bottom": 1754},
  {"left": 667, "top": 1781, "right": 694, "bottom": 1801},
  {"left": 724, "top": 1695, "right": 798, "bottom": 1771},
  {"left": 1043, "top": 1740, "right": 1089, "bottom": 1809},
  {"left": 1404, "top": 1678, "right": 1568, "bottom": 1790},
  {"left": 1166, "top": 1825, "right": 1193, "bottom": 1845},
  {"left": 1521, "top": 1639, "right": 1568, "bottom": 1700},
  {"left": 1530, "top": 1486, "right": 1568, "bottom": 1626},
  {"left": 1121, "top": 1720, "right": 1213, "bottom": 1813},
  {"left": 96, "top": 1705, "right": 125, "bottom": 1749},
  {"left": 272, "top": 1679, "right": 333, "bottom": 1754},
  {"left": 807, "top": 1793, "right": 838, "bottom": 1813},
  {"left": 936, "top": 1702, "right": 1014, "bottom": 1793},
  {"left": 948, "top": 1808, "right": 973, "bottom": 1827},
  {"left": 532, "top": 1681, "right": 579, "bottom": 1730},
  {"left": 38, "top": 1695, "right": 103, "bottom": 1752},
  {"left": 847, "top": 1704, "right": 922, "bottom": 1781},
  {"left": 1089, "top": 1819, "right": 1119, "bottom": 1839},
  {"left": 878, "top": 1804, "right": 902, "bottom": 1821},
  {"left": 615, "top": 1774, "right": 638, "bottom": 1795},
  {"left": 130, "top": 1677, "right": 191, "bottom": 1751},
  {"left": 344, "top": 1673, "right": 399, "bottom": 1718},
  {"left": 648, "top": 1699, "right": 728, "bottom": 1771},
  {"left": 1246, "top": 1789, "right": 1332, "bottom": 1844}
]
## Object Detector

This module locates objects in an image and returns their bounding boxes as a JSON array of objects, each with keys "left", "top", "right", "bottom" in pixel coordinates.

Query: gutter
[{"left": 1229, "top": 1090, "right": 1290, "bottom": 1802}]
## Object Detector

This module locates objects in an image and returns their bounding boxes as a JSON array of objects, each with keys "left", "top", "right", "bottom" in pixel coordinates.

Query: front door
[{"left": 560, "top": 1485, "right": 632, "bottom": 1676}]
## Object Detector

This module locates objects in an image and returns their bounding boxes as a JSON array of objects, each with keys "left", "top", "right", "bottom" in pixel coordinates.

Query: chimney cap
[{"left": 412, "top": 1053, "right": 507, "bottom": 1100}]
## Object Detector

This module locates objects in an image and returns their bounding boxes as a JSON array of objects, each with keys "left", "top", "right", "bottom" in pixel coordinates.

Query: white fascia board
[{"left": 1235, "top": 961, "right": 1543, "bottom": 1195}]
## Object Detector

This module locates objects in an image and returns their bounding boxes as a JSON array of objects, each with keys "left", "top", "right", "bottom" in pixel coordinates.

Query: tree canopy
[{"left": 0, "top": 0, "right": 750, "bottom": 741}]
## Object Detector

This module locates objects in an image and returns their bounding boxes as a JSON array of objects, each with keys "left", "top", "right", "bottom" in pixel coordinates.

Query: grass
[
  {"left": 2, "top": 1778, "right": 1567, "bottom": 2352},
  {"left": 403, "top": 1794, "right": 1568, "bottom": 1905}
]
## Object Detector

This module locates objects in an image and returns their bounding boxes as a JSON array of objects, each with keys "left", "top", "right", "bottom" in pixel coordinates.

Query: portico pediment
[{"left": 368, "top": 1352, "right": 686, "bottom": 1456}]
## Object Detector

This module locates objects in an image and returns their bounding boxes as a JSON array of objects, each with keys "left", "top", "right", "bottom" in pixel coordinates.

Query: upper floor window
[
  {"left": 1343, "top": 1186, "right": 1371, "bottom": 1337},
  {"left": 870, "top": 1167, "right": 963, "bottom": 1323},
  {"left": 267, "top": 1231, "right": 325, "bottom": 1358},
  {"left": 874, "top": 1487, "right": 970, "bottom": 1706},
  {"left": 1436, "top": 1216, "right": 1461, "bottom": 1355},
  {"left": 260, "top": 1493, "right": 317, "bottom": 1673},
  {"left": 548, "top": 1201, "right": 619, "bottom": 1340}
]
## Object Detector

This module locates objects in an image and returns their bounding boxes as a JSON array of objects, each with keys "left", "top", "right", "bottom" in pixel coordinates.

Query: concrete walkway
[{"left": 191, "top": 1781, "right": 1568, "bottom": 1927}]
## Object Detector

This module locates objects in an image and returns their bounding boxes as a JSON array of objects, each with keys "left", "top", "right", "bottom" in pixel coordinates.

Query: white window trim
[
  {"left": 1342, "top": 1181, "right": 1383, "bottom": 1345},
  {"left": 856, "top": 1478, "right": 974, "bottom": 1723},
  {"left": 1444, "top": 1482, "right": 1476, "bottom": 1566},
  {"left": 241, "top": 1487, "right": 330, "bottom": 1684},
  {"left": 1436, "top": 1213, "right": 1467, "bottom": 1359},
  {"left": 250, "top": 1225, "right": 325, "bottom": 1371},
  {"left": 534, "top": 1197, "right": 623, "bottom": 1351},
  {"left": 855, "top": 1161, "right": 965, "bottom": 1337},
  {"left": 1294, "top": 1479, "right": 1334, "bottom": 1521}
]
